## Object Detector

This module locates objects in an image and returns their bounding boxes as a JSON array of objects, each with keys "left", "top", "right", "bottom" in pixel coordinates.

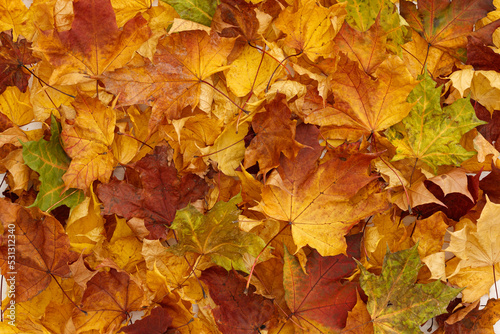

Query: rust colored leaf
[
  {"left": 400, "top": 0, "right": 495, "bottom": 58},
  {"left": 0, "top": 31, "right": 39, "bottom": 95},
  {"left": 120, "top": 307, "right": 173, "bottom": 334},
  {"left": 244, "top": 94, "right": 304, "bottom": 175},
  {"left": 0, "top": 198, "right": 72, "bottom": 302},
  {"left": 100, "top": 30, "right": 235, "bottom": 130},
  {"left": 307, "top": 54, "right": 417, "bottom": 139},
  {"left": 97, "top": 146, "right": 208, "bottom": 239},
  {"left": 335, "top": 17, "right": 388, "bottom": 75},
  {"left": 200, "top": 266, "right": 275, "bottom": 334},
  {"left": 466, "top": 36, "right": 500, "bottom": 72},
  {"left": 211, "top": 0, "right": 259, "bottom": 42},
  {"left": 441, "top": 298, "right": 500, "bottom": 333},
  {"left": 256, "top": 139, "right": 389, "bottom": 256},
  {"left": 282, "top": 234, "right": 362, "bottom": 332},
  {"left": 34, "top": 0, "right": 150, "bottom": 86},
  {"left": 73, "top": 269, "right": 144, "bottom": 333},
  {"left": 480, "top": 162, "right": 500, "bottom": 203}
]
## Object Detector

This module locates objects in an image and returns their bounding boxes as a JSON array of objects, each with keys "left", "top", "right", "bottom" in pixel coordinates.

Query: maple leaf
[
  {"left": 21, "top": 115, "right": 85, "bottom": 212},
  {"left": 120, "top": 307, "right": 173, "bottom": 334},
  {"left": 97, "top": 145, "right": 208, "bottom": 239},
  {"left": 446, "top": 195, "right": 500, "bottom": 302},
  {"left": 169, "top": 194, "right": 265, "bottom": 272},
  {"left": 282, "top": 234, "right": 361, "bottom": 333},
  {"left": 0, "top": 199, "right": 73, "bottom": 302},
  {"left": 34, "top": 0, "right": 151, "bottom": 86},
  {"left": 200, "top": 266, "right": 275, "bottom": 333},
  {"left": 358, "top": 245, "right": 462, "bottom": 333},
  {"left": 0, "top": 0, "right": 32, "bottom": 41},
  {"left": 162, "top": 0, "right": 217, "bottom": 26},
  {"left": 0, "top": 85, "right": 33, "bottom": 127},
  {"left": 256, "top": 131, "right": 389, "bottom": 256},
  {"left": 211, "top": 0, "right": 259, "bottom": 43},
  {"left": 0, "top": 31, "right": 39, "bottom": 95},
  {"left": 72, "top": 269, "right": 144, "bottom": 333},
  {"left": 60, "top": 93, "right": 117, "bottom": 191},
  {"left": 275, "top": 1, "right": 346, "bottom": 62},
  {"left": 244, "top": 94, "right": 304, "bottom": 175},
  {"left": 401, "top": 0, "right": 495, "bottom": 59},
  {"left": 100, "top": 30, "right": 235, "bottom": 130},
  {"left": 467, "top": 35, "right": 500, "bottom": 72},
  {"left": 386, "top": 71, "right": 486, "bottom": 174},
  {"left": 306, "top": 54, "right": 417, "bottom": 139},
  {"left": 439, "top": 298, "right": 500, "bottom": 333}
]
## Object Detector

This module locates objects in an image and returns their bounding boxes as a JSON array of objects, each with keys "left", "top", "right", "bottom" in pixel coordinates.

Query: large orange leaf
[
  {"left": 100, "top": 30, "right": 235, "bottom": 130},
  {"left": 0, "top": 199, "right": 73, "bottom": 302},
  {"left": 61, "top": 93, "right": 117, "bottom": 191},
  {"left": 72, "top": 269, "right": 144, "bottom": 333},
  {"left": 255, "top": 125, "right": 389, "bottom": 256},
  {"left": 282, "top": 234, "right": 361, "bottom": 333},
  {"left": 334, "top": 17, "right": 388, "bottom": 75},
  {"left": 275, "top": 1, "right": 345, "bottom": 61},
  {"left": 34, "top": 0, "right": 151, "bottom": 86},
  {"left": 400, "top": 0, "right": 496, "bottom": 58},
  {"left": 306, "top": 54, "right": 417, "bottom": 140}
]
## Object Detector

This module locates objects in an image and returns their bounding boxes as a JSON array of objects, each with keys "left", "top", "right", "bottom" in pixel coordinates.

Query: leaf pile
[{"left": 0, "top": 0, "right": 500, "bottom": 333}]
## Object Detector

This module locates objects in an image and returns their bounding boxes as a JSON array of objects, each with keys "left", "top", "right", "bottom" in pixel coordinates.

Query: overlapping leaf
[
  {"left": 200, "top": 266, "right": 275, "bottom": 333},
  {"left": 97, "top": 145, "right": 208, "bottom": 239},
  {"left": 282, "top": 234, "right": 362, "bottom": 332},
  {"left": 21, "top": 115, "right": 84, "bottom": 211},
  {"left": 0, "top": 199, "right": 73, "bottom": 302},
  {"left": 255, "top": 126, "right": 389, "bottom": 256},
  {"left": 34, "top": 0, "right": 151, "bottom": 86},
  {"left": 0, "top": 31, "right": 39, "bottom": 95},
  {"left": 100, "top": 30, "right": 235, "bottom": 130},
  {"left": 358, "top": 245, "right": 462, "bottom": 333},
  {"left": 169, "top": 194, "right": 265, "bottom": 272},
  {"left": 60, "top": 93, "right": 117, "bottom": 190},
  {"left": 386, "top": 71, "right": 486, "bottom": 173}
]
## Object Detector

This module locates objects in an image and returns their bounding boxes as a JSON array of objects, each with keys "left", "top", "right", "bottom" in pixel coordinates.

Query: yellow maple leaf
[
  {"left": 60, "top": 93, "right": 117, "bottom": 191},
  {"left": 275, "top": 0, "right": 346, "bottom": 61},
  {"left": 447, "top": 196, "right": 500, "bottom": 302}
]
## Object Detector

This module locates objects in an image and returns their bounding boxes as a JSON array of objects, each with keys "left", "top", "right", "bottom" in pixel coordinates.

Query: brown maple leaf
[
  {"left": 97, "top": 145, "right": 208, "bottom": 239},
  {"left": 0, "top": 199, "right": 74, "bottom": 302},
  {"left": 72, "top": 269, "right": 144, "bottom": 333},
  {"left": 0, "top": 31, "right": 39, "bottom": 95},
  {"left": 100, "top": 30, "right": 235, "bottom": 131},
  {"left": 244, "top": 94, "right": 304, "bottom": 175},
  {"left": 34, "top": 0, "right": 151, "bottom": 86},
  {"left": 200, "top": 266, "right": 275, "bottom": 334}
]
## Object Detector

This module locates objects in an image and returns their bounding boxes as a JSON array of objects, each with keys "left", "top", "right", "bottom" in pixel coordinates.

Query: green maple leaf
[
  {"left": 338, "top": 0, "right": 409, "bottom": 54},
  {"left": 385, "top": 71, "right": 486, "bottom": 173},
  {"left": 161, "top": 0, "right": 218, "bottom": 26},
  {"left": 168, "top": 194, "right": 265, "bottom": 272},
  {"left": 358, "top": 245, "right": 462, "bottom": 334},
  {"left": 21, "top": 115, "right": 85, "bottom": 212}
]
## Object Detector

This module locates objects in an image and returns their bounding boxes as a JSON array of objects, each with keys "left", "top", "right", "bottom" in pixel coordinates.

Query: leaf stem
[
  {"left": 22, "top": 65, "right": 75, "bottom": 98},
  {"left": 200, "top": 79, "right": 249, "bottom": 114},
  {"left": 244, "top": 222, "right": 290, "bottom": 295},
  {"left": 193, "top": 137, "right": 245, "bottom": 158},
  {"left": 265, "top": 51, "right": 302, "bottom": 93},
  {"left": 50, "top": 273, "right": 87, "bottom": 315}
]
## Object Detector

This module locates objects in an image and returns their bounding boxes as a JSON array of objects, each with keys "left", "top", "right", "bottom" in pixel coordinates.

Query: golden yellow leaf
[
  {"left": 61, "top": 93, "right": 117, "bottom": 190},
  {"left": 275, "top": 1, "right": 346, "bottom": 61},
  {"left": 0, "top": 86, "right": 33, "bottom": 126}
]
